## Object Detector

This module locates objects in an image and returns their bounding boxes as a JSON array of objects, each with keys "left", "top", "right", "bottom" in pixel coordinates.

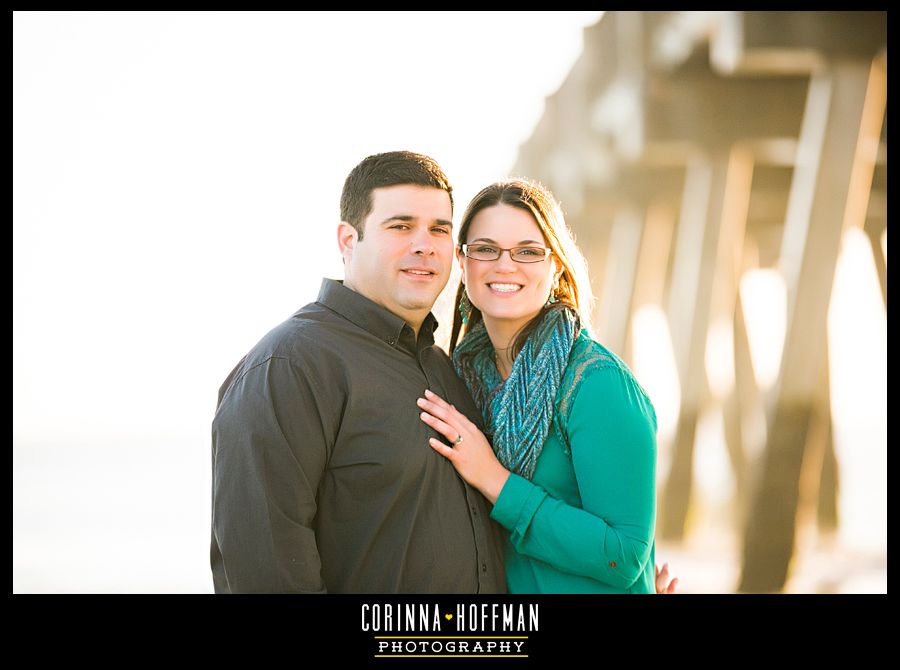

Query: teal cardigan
[{"left": 489, "top": 329, "right": 658, "bottom": 593}]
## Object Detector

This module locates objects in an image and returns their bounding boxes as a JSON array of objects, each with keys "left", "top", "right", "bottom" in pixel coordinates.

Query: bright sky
[{"left": 13, "top": 11, "right": 604, "bottom": 445}]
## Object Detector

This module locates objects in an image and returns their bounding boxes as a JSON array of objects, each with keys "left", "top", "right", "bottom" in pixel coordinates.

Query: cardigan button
[{"left": 609, "top": 561, "right": 617, "bottom": 569}]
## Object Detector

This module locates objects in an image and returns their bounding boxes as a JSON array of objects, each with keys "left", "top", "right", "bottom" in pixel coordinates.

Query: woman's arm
[
  {"left": 489, "top": 367, "right": 657, "bottom": 589},
  {"left": 418, "top": 369, "right": 657, "bottom": 590}
]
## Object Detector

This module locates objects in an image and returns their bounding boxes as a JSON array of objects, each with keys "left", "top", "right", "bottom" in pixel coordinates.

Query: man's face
[{"left": 341, "top": 184, "right": 454, "bottom": 327}]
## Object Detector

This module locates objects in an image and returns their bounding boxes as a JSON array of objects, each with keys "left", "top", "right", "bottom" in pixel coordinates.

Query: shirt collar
[{"left": 316, "top": 278, "right": 438, "bottom": 353}]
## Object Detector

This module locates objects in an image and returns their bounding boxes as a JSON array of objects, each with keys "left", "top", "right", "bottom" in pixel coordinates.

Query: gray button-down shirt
[{"left": 211, "top": 278, "right": 506, "bottom": 593}]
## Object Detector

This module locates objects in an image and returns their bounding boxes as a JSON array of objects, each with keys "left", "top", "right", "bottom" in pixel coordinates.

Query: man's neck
[{"left": 341, "top": 279, "right": 426, "bottom": 339}]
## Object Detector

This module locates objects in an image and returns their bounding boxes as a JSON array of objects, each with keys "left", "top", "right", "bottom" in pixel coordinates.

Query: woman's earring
[
  {"left": 459, "top": 290, "right": 472, "bottom": 325},
  {"left": 546, "top": 282, "right": 559, "bottom": 307}
]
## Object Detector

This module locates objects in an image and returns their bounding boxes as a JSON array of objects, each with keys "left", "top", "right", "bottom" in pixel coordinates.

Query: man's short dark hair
[{"left": 340, "top": 151, "right": 454, "bottom": 240}]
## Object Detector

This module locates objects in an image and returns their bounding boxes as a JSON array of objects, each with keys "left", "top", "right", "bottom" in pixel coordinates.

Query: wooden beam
[
  {"left": 739, "top": 56, "right": 882, "bottom": 592},
  {"left": 660, "top": 152, "right": 728, "bottom": 539}
]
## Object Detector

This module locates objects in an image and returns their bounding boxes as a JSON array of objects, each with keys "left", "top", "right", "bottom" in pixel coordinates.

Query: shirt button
[
  {"left": 609, "top": 561, "right": 617, "bottom": 569},
  {"left": 388, "top": 339, "right": 395, "bottom": 345},
  {"left": 481, "top": 562, "right": 487, "bottom": 573},
  {"left": 471, "top": 505, "right": 478, "bottom": 515}
]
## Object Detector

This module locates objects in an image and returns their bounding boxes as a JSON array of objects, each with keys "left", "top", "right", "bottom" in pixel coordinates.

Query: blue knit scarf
[{"left": 452, "top": 306, "right": 579, "bottom": 481}]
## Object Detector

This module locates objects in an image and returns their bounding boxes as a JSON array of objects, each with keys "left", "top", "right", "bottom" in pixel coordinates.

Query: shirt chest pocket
[{"left": 326, "top": 387, "right": 443, "bottom": 491}]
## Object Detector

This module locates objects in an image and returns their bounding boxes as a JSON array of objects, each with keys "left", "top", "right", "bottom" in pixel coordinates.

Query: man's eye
[
  {"left": 432, "top": 227, "right": 450, "bottom": 234},
  {"left": 390, "top": 224, "right": 409, "bottom": 230}
]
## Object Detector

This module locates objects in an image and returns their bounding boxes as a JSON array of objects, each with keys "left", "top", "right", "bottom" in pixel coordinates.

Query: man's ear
[{"left": 337, "top": 221, "right": 359, "bottom": 262}]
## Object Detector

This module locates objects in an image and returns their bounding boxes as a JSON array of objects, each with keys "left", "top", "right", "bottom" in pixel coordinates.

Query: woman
[{"left": 417, "top": 179, "right": 669, "bottom": 593}]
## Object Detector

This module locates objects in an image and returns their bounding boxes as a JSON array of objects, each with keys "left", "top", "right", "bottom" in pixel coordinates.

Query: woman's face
[{"left": 460, "top": 204, "right": 558, "bottom": 330}]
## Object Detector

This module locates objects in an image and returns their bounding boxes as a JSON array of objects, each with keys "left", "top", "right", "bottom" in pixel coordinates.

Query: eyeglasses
[{"left": 460, "top": 244, "right": 552, "bottom": 263}]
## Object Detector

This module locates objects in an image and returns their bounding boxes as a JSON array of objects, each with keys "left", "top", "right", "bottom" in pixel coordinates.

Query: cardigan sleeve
[{"left": 490, "top": 366, "right": 657, "bottom": 589}]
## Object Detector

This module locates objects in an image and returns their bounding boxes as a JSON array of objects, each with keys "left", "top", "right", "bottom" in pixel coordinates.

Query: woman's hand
[{"left": 417, "top": 389, "right": 510, "bottom": 504}]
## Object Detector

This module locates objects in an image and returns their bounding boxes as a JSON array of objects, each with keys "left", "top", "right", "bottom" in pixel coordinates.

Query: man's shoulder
[
  {"left": 248, "top": 300, "right": 354, "bottom": 360},
  {"left": 226, "top": 302, "right": 349, "bottom": 377},
  {"left": 216, "top": 302, "right": 347, "bottom": 403}
]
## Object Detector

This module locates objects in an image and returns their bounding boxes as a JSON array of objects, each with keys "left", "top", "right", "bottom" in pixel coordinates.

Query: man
[{"left": 211, "top": 151, "right": 505, "bottom": 593}]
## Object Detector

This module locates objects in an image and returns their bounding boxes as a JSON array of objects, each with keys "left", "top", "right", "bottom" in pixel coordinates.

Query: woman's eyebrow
[{"left": 469, "top": 237, "right": 542, "bottom": 245}]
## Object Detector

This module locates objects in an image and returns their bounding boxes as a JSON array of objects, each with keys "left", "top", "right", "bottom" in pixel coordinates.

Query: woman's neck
[{"left": 481, "top": 315, "right": 533, "bottom": 380}]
